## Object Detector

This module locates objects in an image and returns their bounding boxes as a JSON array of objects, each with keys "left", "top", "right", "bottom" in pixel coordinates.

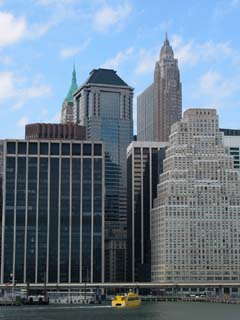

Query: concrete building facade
[{"left": 152, "top": 109, "right": 240, "bottom": 283}]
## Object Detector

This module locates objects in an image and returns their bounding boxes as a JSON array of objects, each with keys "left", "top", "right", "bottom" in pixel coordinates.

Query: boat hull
[{"left": 112, "top": 293, "right": 141, "bottom": 308}]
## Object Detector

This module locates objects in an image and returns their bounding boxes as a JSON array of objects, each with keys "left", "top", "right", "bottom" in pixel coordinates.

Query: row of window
[{"left": 6, "top": 142, "right": 102, "bottom": 156}]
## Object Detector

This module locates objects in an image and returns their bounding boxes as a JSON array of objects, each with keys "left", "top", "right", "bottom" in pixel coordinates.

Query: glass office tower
[
  {"left": 127, "top": 141, "right": 167, "bottom": 282},
  {"left": 73, "top": 69, "right": 133, "bottom": 281},
  {"left": 0, "top": 140, "right": 104, "bottom": 284}
]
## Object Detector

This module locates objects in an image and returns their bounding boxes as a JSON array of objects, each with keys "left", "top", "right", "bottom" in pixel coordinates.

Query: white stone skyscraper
[
  {"left": 137, "top": 34, "right": 182, "bottom": 142},
  {"left": 151, "top": 108, "right": 240, "bottom": 283}
]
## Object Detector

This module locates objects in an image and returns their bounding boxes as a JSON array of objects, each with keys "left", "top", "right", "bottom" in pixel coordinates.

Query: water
[{"left": 0, "top": 302, "right": 240, "bottom": 320}]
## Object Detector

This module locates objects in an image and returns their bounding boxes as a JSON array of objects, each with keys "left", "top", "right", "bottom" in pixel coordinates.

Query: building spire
[
  {"left": 160, "top": 33, "right": 173, "bottom": 60},
  {"left": 65, "top": 65, "right": 78, "bottom": 103},
  {"left": 165, "top": 32, "right": 168, "bottom": 43},
  {"left": 72, "top": 63, "right": 77, "bottom": 83}
]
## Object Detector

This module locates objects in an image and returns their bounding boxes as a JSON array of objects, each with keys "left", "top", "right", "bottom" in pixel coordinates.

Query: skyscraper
[
  {"left": 73, "top": 68, "right": 133, "bottom": 281},
  {"left": 127, "top": 141, "right": 167, "bottom": 282},
  {"left": 137, "top": 34, "right": 182, "bottom": 142},
  {"left": 61, "top": 66, "right": 78, "bottom": 124},
  {"left": 0, "top": 139, "right": 104, "bottom": 284},
  {"left": 151, "top": 109, "right": 240, "bottom": 283}
]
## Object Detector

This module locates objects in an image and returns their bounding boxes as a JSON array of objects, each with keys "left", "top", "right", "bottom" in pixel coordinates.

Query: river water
[{"left": 0, "top": 302, "right": 240, "bottom": 320}]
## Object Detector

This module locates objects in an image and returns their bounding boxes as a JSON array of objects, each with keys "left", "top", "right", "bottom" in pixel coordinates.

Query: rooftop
[{"left": 84, "top": 68, "right": 130, "bottom": 87}]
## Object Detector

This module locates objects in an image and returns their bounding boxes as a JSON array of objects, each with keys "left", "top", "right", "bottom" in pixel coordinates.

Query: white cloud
[
  {"left": 159, "top": 20, "right": 172, "bottom": 31},
  {"left": 198, "top": 70, "right": 240, "bottom": 105},
  {"left": 213, "top": 0, "right": 240, "bottom": 19},
  {"left": 102, "top": 45, "right": 158, "bottom": 75},
  {"left": 0, "top": 12, "right": 27, "bottom": 48},
  {"left": 36, "top": 0, "right": 77, "bottom": 5},
  {"left": 27, "top": 11, "right": 67, "bottom": 38},
  {"left": 94, "top": 2, "right": 132, "bottom": 32},
  {"left": 0, "top": 72, "right": 15, "bottom": 100},
  {"left": 232, "top": 0, "right": 240, "bottom": 5},
  {"left": 135, "top": 48, "right": 158, "bottom": 75},
  {"left": 0, "top": 72, "right": 52, "bottom": 109},
  {"left": 171, "top": 35, "right": 235, "bottom": 67},
  {"left": 102, "top": 47, "right": 134, "bottom": 69},
  {"left": 0, "top": 55, "right": 12, "bottom": 65},
  {"left": 60, "top": 39, "right": 90, "bottom": 59},
  {"left": 28, "top": 0, "right": 78, "bottom": 39},
  {"left": 17, "top": 116, "right": 29, "bottom": 127}
]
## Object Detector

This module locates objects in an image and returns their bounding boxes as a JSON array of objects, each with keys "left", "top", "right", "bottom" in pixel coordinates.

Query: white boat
[{"left": 48, "top": 290, "right": 97, "bottom": 304}]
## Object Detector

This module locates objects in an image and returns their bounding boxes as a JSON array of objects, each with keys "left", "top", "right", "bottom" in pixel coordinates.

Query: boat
[
  {"left": 48, "top": 290, "right": 97, "bottom": 304},
  {"left": 112, "top": 291, "right": 141, "bottom": 307},
  {"left": 22, "top": 295, "right": 49, "bottom": 305}
]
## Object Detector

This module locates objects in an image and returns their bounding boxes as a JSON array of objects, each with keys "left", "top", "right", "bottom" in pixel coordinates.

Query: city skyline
[{"left": 1, "top": 0, "right": 240, "bottom": 138}]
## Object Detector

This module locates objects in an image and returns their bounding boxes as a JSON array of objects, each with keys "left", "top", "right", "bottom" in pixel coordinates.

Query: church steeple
[{"left": 65, "top": 65, "right": 78, "bottom": 103}]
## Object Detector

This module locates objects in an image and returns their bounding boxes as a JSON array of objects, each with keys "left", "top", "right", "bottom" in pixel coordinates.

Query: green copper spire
[{"left": 65, "top": 65, "right": 78, "bottom": 103}]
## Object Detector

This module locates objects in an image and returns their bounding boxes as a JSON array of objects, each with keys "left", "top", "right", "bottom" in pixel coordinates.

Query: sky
[{"left": 0, "top": 0, "right": 240, "bottom": 138}]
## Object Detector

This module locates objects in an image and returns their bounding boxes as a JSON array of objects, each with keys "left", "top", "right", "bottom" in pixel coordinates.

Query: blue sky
[{"left": 0, "top": 0, "right": 240, "bottom": 138}]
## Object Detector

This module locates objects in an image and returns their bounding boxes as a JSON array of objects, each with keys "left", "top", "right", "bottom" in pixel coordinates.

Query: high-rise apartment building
[
  {"left": 152, "top": 108, "right": 240, "bottom": 282},
  {"left": 127, "top": 141, "right": 167, "bottom": 282},
  {"left": 61, "top": 66, "right": 78, "bottom": 124},
  {"left": 0, "top": 139, "right": 104, "bottom": 284},
  {"left": 137, "top": 34, "right": 182, "bottom": 142},
  {"left": 73, "top": 68, "right": 133, "bottom": 281}
]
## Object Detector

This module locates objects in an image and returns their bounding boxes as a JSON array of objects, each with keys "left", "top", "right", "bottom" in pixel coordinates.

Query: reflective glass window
[
  {"left": 38, "top": 158, "right": 48, "bottom": 283},
  {"left": 134, "top": 148, "right": 141, "bottom": 155},
  {"left": 7, "top": 142, "right": 16, "bottom": 154},
  {"left": 18, "top": 142, "right": 26, "bottom": 154},
  {"left": 4, "top": 157, "right": 16, "bottom": 282},
  {"left": 83, "top": 144, "right": 91, "bottom": 156},
  {"left": 94, "top": 144, "right": 102, "bottom": 156},
  {"left": 72, "top": 144, "right": 81, "bottom": 156},
  {"left": 40, "top": 143, "right": 48, "bottom": 155},
  {"left": 26, "top": 157, "right": 37, "bottom": 282},
  {"left": 51, "top": 143, "right": 59, "bottom": 155},
  {"left": 49, "top": 158, "right": 59, "bottom": 282},
  {"left": 60, "top": 158, "right": 70, "bottom": 282},
  {"left": 29, "top": 142, "right": 38, "bottom": 155},
  {"left": 62, "top": 143, "right": 70, "bottom": 155}
]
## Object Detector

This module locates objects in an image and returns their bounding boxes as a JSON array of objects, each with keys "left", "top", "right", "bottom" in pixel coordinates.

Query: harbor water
[{"left": 1, "top": 302, "right": 240, "bottom": 320}]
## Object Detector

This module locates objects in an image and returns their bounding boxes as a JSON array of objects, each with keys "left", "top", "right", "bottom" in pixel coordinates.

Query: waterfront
[{"left": 1, "top": 302, "right": 240, "bottom": 320}]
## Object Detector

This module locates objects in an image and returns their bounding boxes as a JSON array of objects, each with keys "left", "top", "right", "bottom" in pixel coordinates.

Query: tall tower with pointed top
[
  {"left": 137, "top": 34, "right": 182, "bottom": 141},
  {"left": 61, "top": 66, "right": 78, "bottom": 124},
  {"left": 154, "top": 33, "right": 182, "bottom": 141}
]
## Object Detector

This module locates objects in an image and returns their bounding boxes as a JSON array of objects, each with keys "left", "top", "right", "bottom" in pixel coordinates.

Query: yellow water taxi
[{"left": 112, "top": 291, "right": 141, "bottom": 307}]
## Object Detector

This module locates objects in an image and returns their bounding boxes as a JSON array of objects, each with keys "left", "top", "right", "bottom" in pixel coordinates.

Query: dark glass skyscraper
[
  {"left": 127, "top": 141, "right": 167, "bottom": 282},
  {"left": 74, "top": 69, "right": 133, "bottom": 281},
  {"left": 0, "top": 140, "right": 104, "bottom": 284}
]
